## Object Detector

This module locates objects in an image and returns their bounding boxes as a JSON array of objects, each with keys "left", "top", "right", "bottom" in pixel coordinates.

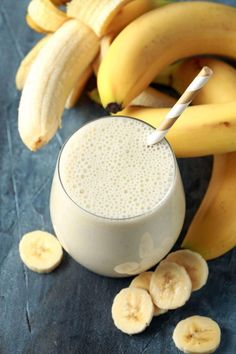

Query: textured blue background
[{"left": 0, "top": 1, "right": 235, "bottom": 353}]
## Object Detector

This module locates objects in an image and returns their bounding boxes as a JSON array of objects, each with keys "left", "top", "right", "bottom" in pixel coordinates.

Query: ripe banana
[
  {"left": 120, "top": 102, "right": 236, "bottom": 157},
  {"left": 173, "top": 316, "right": 221, "bottom": 354},
  {"left": 93, "top": 34, "right": 114, "bottom": 76},
  {"left": 28, "top": 0, "right": 68, "bottom": 32},
  {"left": 182, "top": 152, "right": 236, "bottom": 259},
  {"left": 16, "top": 35, "right": 52, "bottom": 90},
  {"left": 97, "top": 1, "right": 236, "bottom": 112},
  {"left": 150, "top": 261, "right": 192, "bottom": 310},
  {"left": 175, "top": 58, "right": 236, "bottom": 259},
  {"left": 130, "top": 272, "right": 168, "bottom": 316},
  {"left": 65, "top": 65, "right": 93, "bottom": 109},
  {"left": 18, "top": 19, "right": 99, "bottom": 151},
  {"left": 25, "top": 13, "right": 47, "bottom": 33},
  {"left": 19, "top": 230, "right": 63, "bottom": 273},
  {"left": 67, "top": 0, "right": 132, "bottom": 37},
  {"left": 166, "top": 250, "right": 208, "bottom": 291},
  {"left": 111, "top": 287, "right": 154, "bottom": 334},
  {"left": 172, "top": 57, "right": 236, "bottom": 104}
]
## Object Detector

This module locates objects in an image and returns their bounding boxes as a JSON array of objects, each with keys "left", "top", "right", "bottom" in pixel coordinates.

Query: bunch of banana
[{"left": 98, "top": 1, "right": 236, "bottom": 110}]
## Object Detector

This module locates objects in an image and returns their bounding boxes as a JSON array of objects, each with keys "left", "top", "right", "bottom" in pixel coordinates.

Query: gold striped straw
[{"left": 147, "top": 66, "right": 213, "bottom": 146}]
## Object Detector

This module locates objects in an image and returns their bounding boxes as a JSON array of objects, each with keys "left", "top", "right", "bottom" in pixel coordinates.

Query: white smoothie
[{"left": 50, "top": 116, "right": 185, "bottom": 277}]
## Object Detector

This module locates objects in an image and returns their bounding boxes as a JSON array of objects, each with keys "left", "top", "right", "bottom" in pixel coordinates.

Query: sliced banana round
[
  {"left": 130, "top": 272, "right": 168, "bottom": 316},
  {"left": 19, "top": 230, "right": 63, "bottom": 273},
  {"left": 111, "top": 287, "right": 154, "bottom": 334},
  {"left": 173, "top": 315, "right": 221, "bottom": 354},
  {"left": 150, "top": 261, "right": 192, "bottom": 310},
  {"left": 166, "top": 249, "right": 209, "bottom": 291}
]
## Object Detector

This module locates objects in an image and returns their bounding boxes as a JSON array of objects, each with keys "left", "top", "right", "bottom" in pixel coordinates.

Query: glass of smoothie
[{"left": 50, "top": 116, "right": 185, "bottom": 277}]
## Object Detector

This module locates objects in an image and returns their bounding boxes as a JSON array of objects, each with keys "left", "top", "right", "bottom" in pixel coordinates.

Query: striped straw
[{"left": 147, "top": 66, "right": 213, "bottom": 146}]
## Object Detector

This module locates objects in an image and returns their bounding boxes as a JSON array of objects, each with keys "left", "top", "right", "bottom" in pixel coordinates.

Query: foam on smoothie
[{"left": 59, "top": 117, "right": 175, "bottom": 219}]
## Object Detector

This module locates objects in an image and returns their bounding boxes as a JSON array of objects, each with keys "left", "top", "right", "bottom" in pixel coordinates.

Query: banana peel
[
  {"left": 28, "top": 0, "right": 68, "bottom": 32},
  {"left": 25, "top": 13, "right": 47, "bottom": 33}
]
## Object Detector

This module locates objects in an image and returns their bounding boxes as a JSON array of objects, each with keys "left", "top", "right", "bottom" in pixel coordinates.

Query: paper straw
[{"left": 147, "top": 66, "right": 213, "bottom": 146}]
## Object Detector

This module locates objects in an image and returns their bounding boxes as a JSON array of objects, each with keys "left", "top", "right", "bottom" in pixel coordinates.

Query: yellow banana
[
  {"left": 65, "top": 66, "right": 93, "bottom": 109},
  {"left": 120, "top": 101, "right": 236, "bottom": 158},
  {"left": 51, "top": 0, "right": 69, "bottom": 5},
  {"left": 172, "top": 58, "right": 236, "bottom": 104},
  {"left": 18, "top": 19, "right": 99, "bottom": 151},
  {"left": 67, "top": 0, "right": 132, "bottom": 37},
  {"left": 183, "top": 152, "right": 236, "bottom": 259},
  {"left": 15, "top": 35, "right": 52, "bottom": 90},
  {"left": 175, "top": 58, "right": 236, "bottom": 259},
  {"left": 97, "top": 1, "right": 236, "bottom": 112},
  {"left": 28, "top": 0, "right": 68, "bottom": 32}
]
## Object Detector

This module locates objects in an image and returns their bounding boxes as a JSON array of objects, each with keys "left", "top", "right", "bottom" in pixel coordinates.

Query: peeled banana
[
  {"left": 173, "top": 316, "right": 221, "bottom": 354},
  {"left": 67, "top": 0, "right": 132, "bottom": 37},
  {"left": 19, "top": 230, "right": 63, "bottom": 273},
  {"left": 16, "top": 35, "right": 52, "bottom": 90},
  {"left": 18, "top": 19, "right": 99, "bottom": 151},
  {"left": 112, "top": 287, "right": 154, "bottom": 334},
  {"left": 28, "top": 0, "right": 68, "bottom": 32},
  {"left": 166, "top": 250, "right": 208, "bottom": 291},
  {"left": 97, "top": 1, "right": 236, "bottom": 111},
  {"left": 150, "top": 261, "right": 192, "bottom": 310},
  {"left": 25, "top": 13, "right": 47, "bottom": 33}
]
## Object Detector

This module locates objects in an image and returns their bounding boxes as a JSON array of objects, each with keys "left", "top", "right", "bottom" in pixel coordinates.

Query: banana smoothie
[{"left": 50, "top": 116, "right": 185, "bottom": 277}]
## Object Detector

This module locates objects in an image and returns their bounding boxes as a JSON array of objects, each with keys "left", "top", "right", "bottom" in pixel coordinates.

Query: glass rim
[{"left": 57, "top": 115, "right": 177, "bottom": 221}]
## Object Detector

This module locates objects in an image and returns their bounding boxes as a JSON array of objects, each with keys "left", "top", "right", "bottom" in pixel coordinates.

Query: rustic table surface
[{"left": 0, "top": 0, "right": 235, "bottom": 353}]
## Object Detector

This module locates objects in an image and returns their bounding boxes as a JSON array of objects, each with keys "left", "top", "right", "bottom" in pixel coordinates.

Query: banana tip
[{"left": 106, "top": 102, "right": 122, "bottom": 114}]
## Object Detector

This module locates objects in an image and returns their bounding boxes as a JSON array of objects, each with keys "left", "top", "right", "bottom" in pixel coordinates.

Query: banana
[
  {"left": 130, "top": 272, "right": 168, "bottom": 316},
  {"left": 15, "top": 35, "right": 52, "bottom": 90},
  {"left": 18, "top": 19, "right": 99, "bottom": 151},
  {"left": 111, "top": 287, "right": 154, "bottom": 334},
  {"left": 65, "top": 65, "right": 93, "bottom": 109},
  {"left": 25, "top": 14, "right": 47, "bottom": 33},
  {"left": 67, "top": 0, "right": 132, "bottom": 37},
  {"left": 97, "top": 1, "right": 236, "bottom": 112},
  {"left": 150, "top": 261, "right": 192, "bottom": 310},
  {"left": 28, "top": 0, "right": 68, "bottom": 32},
  {"left": 172, "top": 58, "right": 236, "bottom": 104},
  {"left": 173, "top": 316, "right": 221, "bottom": 354},
  {"left": 182, "top": 152, "right": 236, "bottom": 259},
  {"left": 19, "top": 230, "right": 63, "bottom": 273},
  {"left": 166, "top": 250, "right": 208, "bottom": 291},
  {"left": 51, "top": 0, "right": 69, "bottom": 5},
  {"left": 120, "top": 102, "right": 236, "bottom": 158},
  {"left": 173, "top": 58, "right": 236, "bottom": 259}
]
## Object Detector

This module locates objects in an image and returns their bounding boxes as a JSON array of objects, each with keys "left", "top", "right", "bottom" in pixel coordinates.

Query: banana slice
[
  {"left": 16, "top": 35, "right": 52, "bottom": 90},
  {"left": 150, "top": 261, "right": 192, "bottom": 310},
  {"left": 166, "top": 249, "right": 209, "bottom": 291},
  {"left": 129, "top": 272, "right": 167, "bottom": 316},
  {"left": 19, "top": 231, "right": 63, "bottom": 273},
  {"left": 173, "top": 315, "right": 221, "bottom": 353},
  {"left": 112, "top": 287, "right": 154, "bottom": 334}
]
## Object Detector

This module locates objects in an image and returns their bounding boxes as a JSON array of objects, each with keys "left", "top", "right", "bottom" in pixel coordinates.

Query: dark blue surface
[{"left": 0, "top": 1, "right": 235, "bottom": 353}]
